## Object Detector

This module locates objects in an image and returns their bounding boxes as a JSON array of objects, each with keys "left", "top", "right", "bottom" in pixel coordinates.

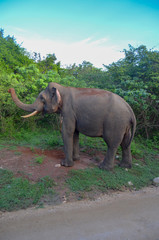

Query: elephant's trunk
[{"left": 8, "top": 88, "right": 42, "bottom": 117}]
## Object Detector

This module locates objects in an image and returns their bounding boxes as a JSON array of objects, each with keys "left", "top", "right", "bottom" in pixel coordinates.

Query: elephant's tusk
[{"left": 21, "top": 110, "right": 38, "bottom": 118}]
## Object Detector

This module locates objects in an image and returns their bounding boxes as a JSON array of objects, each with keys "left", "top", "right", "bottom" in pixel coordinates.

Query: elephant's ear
[
  {"left": 52, "top": 87, "right": 62, "bottom": 106},
  {"left": 56, "top": 89, "right": 62, "bottom": 105}
]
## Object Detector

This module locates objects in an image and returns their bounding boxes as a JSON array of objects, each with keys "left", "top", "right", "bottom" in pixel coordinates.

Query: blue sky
[{"left": 1, "top": 0, "right": 159, "bottom": 68}]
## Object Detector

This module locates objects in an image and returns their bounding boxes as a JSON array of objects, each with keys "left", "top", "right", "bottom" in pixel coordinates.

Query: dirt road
[{"left": 1, "top": 187, "right": 159, "bottom": 240}]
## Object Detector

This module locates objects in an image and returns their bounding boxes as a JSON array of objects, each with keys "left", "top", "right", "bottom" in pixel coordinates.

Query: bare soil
[
  {"left": 0, "top": 146, "right": 98, "bottom": 180},
  {"left": 1, "top": 187, "right": 159, "bottom": 240},
  {"left": 0, "top": 146, "right": 106, "bottom": 203}
]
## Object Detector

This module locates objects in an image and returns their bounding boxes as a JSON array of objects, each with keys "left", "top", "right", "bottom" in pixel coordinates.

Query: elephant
[{"left": 8, "top": 82, "right": 136, "bottom": 170}]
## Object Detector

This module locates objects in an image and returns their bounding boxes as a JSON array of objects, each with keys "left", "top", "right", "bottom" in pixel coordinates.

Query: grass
[
  {"left": 66, "top": 159, "right": 158, "bottom": 193},
  {"left": 0, "top": 129, "right": 159, "bottom": 210},
  {"left": 34, "top": 155, "right": 45, "bottom": 164},
  {"left": 0, "top": 129, "right": 63, "bottom": 149},
  {"left": 79, "top": 134, "right": 106, "bottom": 151},
  {"left": 66, "top": 139, "right": 159, "bottom": 194},
  {"left": 0, "top": 129, "right": 107, "bottom": 151},
  {"left": 0, "top": 144, "right": 7, "bottom": 150},
  {"left": 0, "top": 170, "right": 56, "bottom": 211}
]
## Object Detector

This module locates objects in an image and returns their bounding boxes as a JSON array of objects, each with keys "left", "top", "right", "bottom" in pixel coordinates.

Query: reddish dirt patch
[
  {"left": 0, "top": 146, "right": 102, "bottom": 182},
  {"left": 0, "top": 146, "right": 123, "bottom": 204},
  {"left": 0, "top": 146, "right": 106, "bottom": 204}
]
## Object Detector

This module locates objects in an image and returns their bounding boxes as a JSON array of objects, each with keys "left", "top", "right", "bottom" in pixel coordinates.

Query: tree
[
  {"left": 66, "top": 61, "right": 108, "bottom": 89},
  {"left": 37, "top": 53, "right": 61, "bottom": 73},
  {"left": 0, "top": 29, "right": 33, "bottom": 74},
  {"left": 104, "top": 45, "right": 159, "bottom": 138}
]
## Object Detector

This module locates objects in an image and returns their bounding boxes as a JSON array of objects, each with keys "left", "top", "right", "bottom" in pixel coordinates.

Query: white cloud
[
  {"left": 13, "top": 27, "right": 27, "bottom": 33},
  {"left": 16, "top": 34, "right": 124, "bottom": 68}
]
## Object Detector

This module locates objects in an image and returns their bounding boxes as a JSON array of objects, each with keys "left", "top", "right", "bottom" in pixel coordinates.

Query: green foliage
[
  {"left": 0, "top": 169, "right": 55, "bottom": 211},
  {"left": 66, "top": 61, "right": 108, "bottom": 88},
  {"left": 34, "top": 155, "right": 44, "bottom": 164},
  {"left": 0, "top": 30, "right": 158, "bottom": 210},
  {"left": 130, "top": 141, "right": 143, "bottom": 157},
  {"left": 104, "top": 45, "right": 159, "bottom": 138},
  {"left": 0, "top": 29, "right": 158, "bottom": 139},
  {"left": 37, "top": 53, "right": 61, "bottom": 73},
  {"left": 0, "top": 29, "right": 33, "bottom": 73}
]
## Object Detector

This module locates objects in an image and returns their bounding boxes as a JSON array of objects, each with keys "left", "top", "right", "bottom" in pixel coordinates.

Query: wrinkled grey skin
[{"left": 9, "top": 82, "right": 136, "bottom": 170}]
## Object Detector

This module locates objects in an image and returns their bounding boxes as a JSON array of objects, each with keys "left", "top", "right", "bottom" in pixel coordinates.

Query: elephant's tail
[{"left": 127, "top": 114, "right": 136, "bottom": 148}]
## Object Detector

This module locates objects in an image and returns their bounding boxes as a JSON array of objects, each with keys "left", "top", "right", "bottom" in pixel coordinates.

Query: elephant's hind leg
[
  {"left": 99, "top": 146, "right": 118, "bottom": 171},
  {"left": 99, "top": 127, "right": 124, "bottom": 170},
  {"left": 119, "top": 130, "right": 132, "bottom": 168}
]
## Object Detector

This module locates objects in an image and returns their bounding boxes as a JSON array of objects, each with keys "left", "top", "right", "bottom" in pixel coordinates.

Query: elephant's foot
[
  {"left": 73, "top": 155, "right": 80, "bottom": 161},
  {"left": 119, "top": 161, "right": 132, "bottom": 168},
  {"left": 99, "top": 162, "right": 113, "bottom": 171},
  {"left": 61, "top": 159, "right": 74, "bottom": 167}
]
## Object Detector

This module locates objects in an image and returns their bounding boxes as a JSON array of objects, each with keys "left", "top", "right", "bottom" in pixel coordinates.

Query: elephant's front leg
[
  {"left": 61, "top": 123, "right": 74, "bottom": 167},
  {"left": 73, "top": 130, "right": 80, "bottom": 161}
]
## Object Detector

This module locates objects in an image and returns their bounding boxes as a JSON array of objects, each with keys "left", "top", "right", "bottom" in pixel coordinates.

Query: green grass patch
[
  {"left": 0, "top": 144, "right": 7, "bottom": 150},
  {"left": 66, "top": 138, "right": 159, "bottom": 194},
  {"left": 66, "top": 158, "right": 159, "bottom": 193},
  {"left": 34, "top": 155, "right": 45, "bottom": 164},
  {"left": 0, "top": 169, "right": 56, "bottom": 211},
  {"left": 0, "top": 129, "right": 63, "bottom": 149},
  {"left": 14, "top": 151, "right": 22, "bottom": 156},
  {"left": 0, "top": 129, "right": 106, "bottom": 150},
  {"left": 79, "top": 134, "right": 106, "bottom": 151}
]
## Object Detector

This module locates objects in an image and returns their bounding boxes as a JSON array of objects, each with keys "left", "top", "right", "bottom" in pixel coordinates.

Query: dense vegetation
[
  {"left": 0, "top": 29, "right": 159, "bottom": 211},
  {"left": 0, "top": 29, "right": 159, "bottom": 139}
]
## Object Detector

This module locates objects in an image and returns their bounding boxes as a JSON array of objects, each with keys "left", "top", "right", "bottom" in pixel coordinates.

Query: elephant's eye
[
  {"left": 52, "top": 87, "right": 56, "bottom": 98},
  {"left": 40, "top": 95, "right": 45, "bottom": 103}
]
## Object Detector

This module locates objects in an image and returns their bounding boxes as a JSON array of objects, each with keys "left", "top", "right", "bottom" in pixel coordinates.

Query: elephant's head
[{"left": 8, "top": 83, "right": 62, "bottom": 118}]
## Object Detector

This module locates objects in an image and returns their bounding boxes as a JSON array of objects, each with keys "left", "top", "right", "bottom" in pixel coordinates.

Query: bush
[{"left": 0, "top": 30, "right": 158, "bottom": 139}]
